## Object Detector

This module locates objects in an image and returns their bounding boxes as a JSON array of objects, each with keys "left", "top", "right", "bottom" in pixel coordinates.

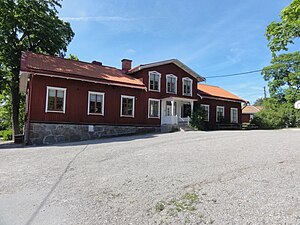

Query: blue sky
[{"left": 59, "top": 0, "right": 293, "bottom": 104}]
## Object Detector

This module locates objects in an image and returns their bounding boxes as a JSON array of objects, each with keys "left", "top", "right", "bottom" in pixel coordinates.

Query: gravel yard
[{"left": 0, "top": 129, "right": 300, "bottom": 225}]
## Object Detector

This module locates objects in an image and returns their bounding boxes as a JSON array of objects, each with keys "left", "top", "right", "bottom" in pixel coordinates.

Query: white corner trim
[
  {"left": 120, "top": 95, "right": 135, "bottom": 117},
  {"left": 148, "top": 98, "right": 161, "bottom": 119},
  {"left": 45, "top": 86, "right": 67, "bottom": 113},
  {"left": 148, "top": 71, "right": 161, "bottom": 92},
  {"left": 87, "top": 91, "right": 105, "bottom": 116},
  {"left": 166, "top": 74, "right": 178, "bottom": 94}
]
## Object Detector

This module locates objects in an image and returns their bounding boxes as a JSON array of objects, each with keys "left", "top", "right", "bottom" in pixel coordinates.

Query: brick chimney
[
  {"left": 92, "top": 60, "right": 102, "bottom": 66},
  {"left": 121, "top": 59, "right": 132, "bottom": 72}
]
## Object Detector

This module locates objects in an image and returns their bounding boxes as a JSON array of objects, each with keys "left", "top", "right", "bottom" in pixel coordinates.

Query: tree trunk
[{"left": 11, "top": 72, "right": 20, "bottom": 137}]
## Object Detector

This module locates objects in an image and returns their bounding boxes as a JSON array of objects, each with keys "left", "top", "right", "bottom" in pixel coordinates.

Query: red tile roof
[
  {"left": 20, "top": 52, "right": 146, "bottom": 89},
  {"left": 198, "top": 84, "right": 247, "bottom": 103}
]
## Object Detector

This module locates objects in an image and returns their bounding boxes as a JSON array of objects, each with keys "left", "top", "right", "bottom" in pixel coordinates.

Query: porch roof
[{"left": 161, "top": 96, "right": 198, "bottom": 102}]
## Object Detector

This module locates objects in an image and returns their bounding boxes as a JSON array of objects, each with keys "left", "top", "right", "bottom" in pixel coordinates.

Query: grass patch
[{"left": 155, "top": 201, "right": 166, "bottom": 212}]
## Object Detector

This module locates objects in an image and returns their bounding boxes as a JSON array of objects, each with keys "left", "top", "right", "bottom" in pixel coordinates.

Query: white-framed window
[
  {"left": 166, "top": 74, "right": 177, "bottom": 94},
  {"left": 230, "top": 108, "right": 238, "bottom": 123},
  {"left": 45, "top": 86, "right": 66, "bottom": 113},
  {"left": 149, "top": 71, "right": 161, "bottom": 92},
  {"left": 148, "top": 98, "right": 160, "bottom": 118},
  {"left": 201, "top": 104, "right": 210, "bottom": 121},
  {"left": 216, "top": 106, "right": 225, "bottom": 122},
  {"left": 182, "top": 77, "right": 193, "bottom": 96},
  {"left": 120, "top": 95, "right": 135, "bottom": 117},
  {"left": 88, "top": 91, "right": 105, "bottom": 115}
]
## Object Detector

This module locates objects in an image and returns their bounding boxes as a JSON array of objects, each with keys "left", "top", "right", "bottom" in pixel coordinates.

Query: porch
[{"left": 161, "top": 97, "right": 197, "bottom": 125}]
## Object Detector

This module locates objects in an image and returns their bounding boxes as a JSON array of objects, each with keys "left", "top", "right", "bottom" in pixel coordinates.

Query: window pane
[
  {"left": 89, "top": 101, "right": 95, "bottom": 113},
  {"left": 48, "top": 89, "right": 55, "bottom": 97},
  {"left": 96, "top": 101, "right": 102, "bottom": 113},
  {"left": 96, "top": 94, "right": 103, "bottom": 103},
  {"left": 150, "top": 74, "right": 159, "bottom": 91},
  {"left": 56, "top": 97, "right": 64, "bottom": 111},
  {"left": 90, "top": 94, "right": 96, "bottom": 102},
  {"left": 48, "top": 96, "right": 55, "bottom": 110},
  {"left": 149, "top": 100, "right": 159, "bottom": 117},
  {"left": 57, "top": 90, "right": 64, "bottom": 98},
  {"left": 122, "top": 97, "right": 133, "bottom": 116}
]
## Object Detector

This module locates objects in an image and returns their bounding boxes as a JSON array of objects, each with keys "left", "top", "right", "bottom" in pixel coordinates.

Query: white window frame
[
  {"left": 87, "top": 91, "right": 105, "bottom": 116},
  {"left": 45, "top": 86, "right": 67, "bottom": 113},
  {"left": 216, "top": 106, "right": 225, "bottom": 122},
  {"left": 148, "top": 71, "right": 161, "bottom": 92},
  {"left": 148, "top": 98, "right": 160, "bottom": 119},
  {"left": 182, "top": 77, "right": 193, "bottom": 96},
  {"left": 166, "top": 74, "right": 177, "bottom": 94},
  {"left": 201, "top": 104, "right": 210, "bottom": 122},
  {"left": 120, "top": 95, "right": 135, "bottom": 117},
  {"left": 230, "top": 107, "right": 238, "bottom": 123}
]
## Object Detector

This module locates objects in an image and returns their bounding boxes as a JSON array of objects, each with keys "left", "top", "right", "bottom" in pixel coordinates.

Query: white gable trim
[{"left": 129, "top": 59, "right": 205, "bottom": 82}]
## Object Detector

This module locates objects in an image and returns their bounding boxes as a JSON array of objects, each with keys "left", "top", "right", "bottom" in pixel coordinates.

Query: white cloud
[{"left": 125, "top": 49, "right": 136, "bottom": 54}]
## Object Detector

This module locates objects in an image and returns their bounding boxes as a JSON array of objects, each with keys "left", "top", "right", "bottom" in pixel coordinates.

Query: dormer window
[
  {"left": 166, "top": 74, "right": 177, "bottom": 94},
  {"left": 182, "top": 77, "right": 193, "bottom": 96},
  {"left": 149, "top": 71, "right": 161, "bottom": 92}
]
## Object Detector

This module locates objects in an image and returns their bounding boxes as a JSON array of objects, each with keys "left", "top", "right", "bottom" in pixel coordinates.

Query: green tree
[
  {"left": 266, "top": 0, "right": 300, "bottom": 54},
  {"left": 262, "top": 52, "right": 300, "bottom": 103},
  {"left": 0, "top": 0, "right": 74, "bottom": 137},
  {"left": 253, "top": 98, "right": 264, "bottom": 106},
  {"left": 261, "top": 0, "right": 300, "bottom": 129}
]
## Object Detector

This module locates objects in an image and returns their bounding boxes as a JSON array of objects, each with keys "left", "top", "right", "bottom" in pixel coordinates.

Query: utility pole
[{"left": 263, "top": 86, "right": 267, "bottom": 99}]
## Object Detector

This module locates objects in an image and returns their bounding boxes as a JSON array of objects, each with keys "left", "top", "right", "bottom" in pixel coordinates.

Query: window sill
[
  {"left": 45, "top": 110, "right": 65, "bottom": 114},
  {"left": 166, "top": 91, "right": 177, "bottom": 94},
  {"left": 88, "top": 113, "right": 104, "bottom": 116},
  {"left": 149, "top": 89, "right": 160, "bottom": 92},
  {"left": 120, "top": 115, "right": 134, "bottom": 118},
  {"left": 148, "top": 116, "right": 160, "bottom": 119}
]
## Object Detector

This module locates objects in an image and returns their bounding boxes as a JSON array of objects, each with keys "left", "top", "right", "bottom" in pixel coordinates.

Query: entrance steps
[{"left": 178, "top": 121, "right": 195, "bottom": 132}]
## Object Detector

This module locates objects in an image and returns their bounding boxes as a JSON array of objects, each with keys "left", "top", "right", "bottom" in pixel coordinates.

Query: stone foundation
[{"left": 28, "top": 123, "right": 161, "bottom": 145}]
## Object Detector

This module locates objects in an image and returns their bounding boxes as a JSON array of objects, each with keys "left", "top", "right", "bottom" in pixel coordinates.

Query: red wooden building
[
  {"left": 197, "top": 84, "right": 248, "bottom": 130},
  {"left": 19, "top": 52, "right": 246, "bottom": 145}
]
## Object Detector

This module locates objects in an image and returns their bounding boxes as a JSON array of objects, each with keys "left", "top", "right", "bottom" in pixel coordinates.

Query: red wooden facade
[{"left": 19, "top": 52, "right": 247, "bottom": 144}]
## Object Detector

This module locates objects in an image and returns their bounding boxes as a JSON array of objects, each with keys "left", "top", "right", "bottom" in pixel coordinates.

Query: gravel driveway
[{"left": 0, "top": 130, "right": 300, "bottom": 225}]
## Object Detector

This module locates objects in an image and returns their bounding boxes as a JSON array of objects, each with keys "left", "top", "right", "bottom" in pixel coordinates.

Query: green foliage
[
  {"left": 251, "top": 98, "right": 300, "bottom": 129},
  {"left": 253, "top": 98, "right": 264, "bottom": 106},
  {"left": 190, "top": 104, "right": 207, "bottom": 130},
  {"left": 261, "top": 0, "right": 300, "bottom": 129},
  {"left": 0, "top": 92, "right": 11, "bottom": 129},
  {"left": 0, "top": 0, "right": 74, "bottom": 135},
  {"left": 262, "top": 52, "right": 300, "bottom": 103},
  {"left": 0, "top": 129, "right": 13, "bottom": 141},
  {"left": 68, "top": 54, "right": 79, "bottom": 60},
  {"left": 266, "top": 0, "right": 300, "bottom": 54}
]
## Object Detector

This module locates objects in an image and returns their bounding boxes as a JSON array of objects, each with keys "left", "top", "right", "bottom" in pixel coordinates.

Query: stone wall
[{"left": 28, "top": 123, "right": 161, "bottom": 145}]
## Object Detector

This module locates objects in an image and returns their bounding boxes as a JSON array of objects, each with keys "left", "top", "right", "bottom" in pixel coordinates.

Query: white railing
[{"left": 161, "top": 115, "right": 178, "bottom": 125}]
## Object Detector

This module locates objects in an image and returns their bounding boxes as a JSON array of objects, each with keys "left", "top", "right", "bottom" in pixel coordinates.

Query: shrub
[
  {"left": 0, "top": 129, "right": 13, "bottom": 141},
  {"left": 190, "top": 104, "right": 206, "bottom": 130},
  {"left": 251, "top": 100, "right": 300, "bottom": 129}
]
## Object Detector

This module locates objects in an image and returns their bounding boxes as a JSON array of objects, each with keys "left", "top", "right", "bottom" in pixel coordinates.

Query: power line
[{"left": 205, "top": 69, "right": 262, "bottom": 79}]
